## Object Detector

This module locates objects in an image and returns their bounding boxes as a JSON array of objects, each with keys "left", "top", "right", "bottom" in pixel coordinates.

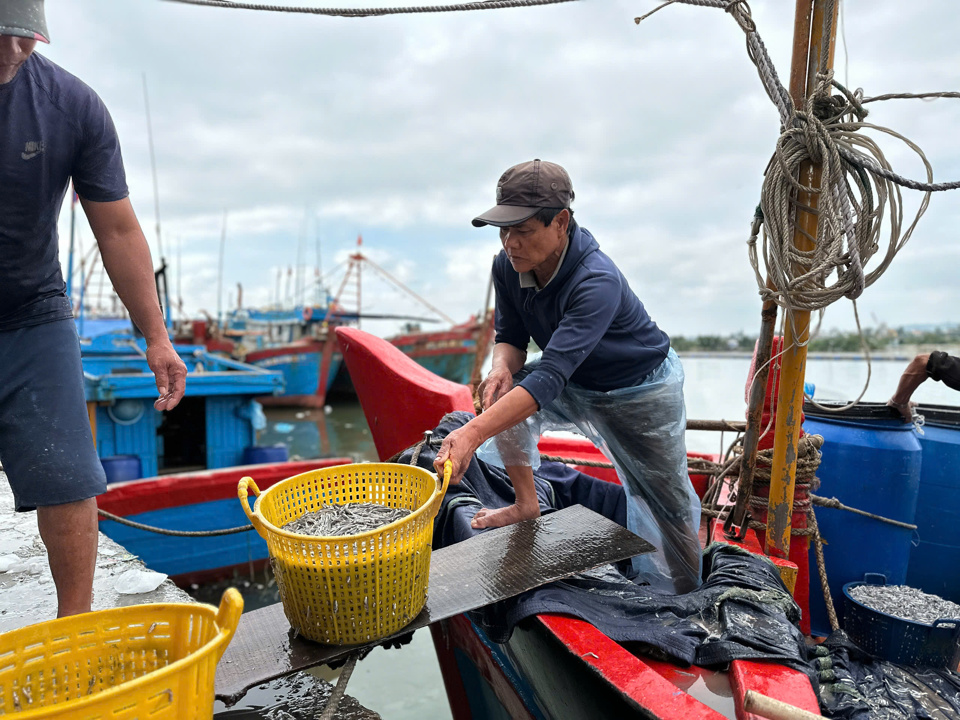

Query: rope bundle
[{"left": 637, "top": 0, "right": 960, "bottom": 317}]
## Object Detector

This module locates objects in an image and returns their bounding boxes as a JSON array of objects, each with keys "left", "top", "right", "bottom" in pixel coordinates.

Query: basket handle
[
  {"left": 214, "top": 587, "right": 245, "bottom": 660},
  {"left": 237, "top": 477, "right": 266, "bottom": 537},
  {"left": 934, "top": 618, "right": 960, "bottom": 637},
  {"left": 429, "top": 461, "right": 452, "bottom": 518}
]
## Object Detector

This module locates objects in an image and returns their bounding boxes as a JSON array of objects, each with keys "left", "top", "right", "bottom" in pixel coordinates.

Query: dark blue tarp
[{"left": 400, "top": 411, "right": 811, "bottom": 675}]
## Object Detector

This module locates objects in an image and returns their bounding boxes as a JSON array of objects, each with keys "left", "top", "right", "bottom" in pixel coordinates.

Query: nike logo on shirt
[{"left": 21, "top": 141, "right": 45, "bottom": 160}]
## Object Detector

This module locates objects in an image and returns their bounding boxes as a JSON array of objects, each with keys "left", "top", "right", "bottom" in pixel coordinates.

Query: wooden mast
[{"left": 765, "top": 0, "right": 840, "bottom": 557}]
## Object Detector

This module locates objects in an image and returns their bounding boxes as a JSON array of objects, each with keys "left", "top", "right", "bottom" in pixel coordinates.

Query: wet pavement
[
  {"left": 0, "top": 470, "right": 187, "bottom": 633},
  {"left": 0, "top": 470, "right": 380, "bottom": 719}
]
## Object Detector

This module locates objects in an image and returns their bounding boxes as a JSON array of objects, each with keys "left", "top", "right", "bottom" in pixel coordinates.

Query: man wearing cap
[
  {"left": 0, "top": 0, "right": 187, "bottom": 617},
  {"left": 434, "top": 160, "right": 702, "bottom": 593}
]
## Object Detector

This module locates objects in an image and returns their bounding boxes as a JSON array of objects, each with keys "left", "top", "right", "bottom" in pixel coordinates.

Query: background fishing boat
[
  {"left": 214, "top": 305, "right": 352, "bottom": 408},
  {"left": 324, "top": 235, "right": 495, "bottom": 393},
  {"left": 83, "top": 332, "right": 283, "bottom": 479},
  {"left": 96, "top": 457, "right": 351, "bottom": 586},
  {"left": 387, "top": 313, "right": 494, "bottom": 386}
]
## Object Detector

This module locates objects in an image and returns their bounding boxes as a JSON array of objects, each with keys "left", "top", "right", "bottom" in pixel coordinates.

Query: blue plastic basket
[{"left": 843, "top": 573, "right": 960, "bottom": 670}]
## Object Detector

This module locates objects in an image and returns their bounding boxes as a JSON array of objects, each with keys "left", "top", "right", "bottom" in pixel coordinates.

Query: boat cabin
[{"left": 81, "top": 332, "right": 283, "bottom": 479}]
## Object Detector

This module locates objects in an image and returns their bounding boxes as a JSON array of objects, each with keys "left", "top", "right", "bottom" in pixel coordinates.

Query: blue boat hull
[
  {"left": 409, "top": 352, "right": 475, "bottom": 386},
  {"left": 247, "top": 350, "right": 343, "bottom": 402},
  {"left": 97, "top": 458, "right": 351, "bottom": 583},
  {"left": 100, "top": 496, "right": 269, "bottom": 579}
]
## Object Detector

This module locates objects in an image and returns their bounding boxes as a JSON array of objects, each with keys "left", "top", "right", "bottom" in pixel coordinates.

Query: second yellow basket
[
  {"left": 238, "top": 462, "right": 449, "bottom": 645},
  {"left": 0, "top": 589, "right": 242, "bottom": 719}
]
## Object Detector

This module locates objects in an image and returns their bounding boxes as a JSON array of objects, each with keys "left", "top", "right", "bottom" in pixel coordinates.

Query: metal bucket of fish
[
  {"left": 238, "top": 462, "right": 450, "bottom": 645},
  {"left": 843, "top": 573, "right": 960, "bottom": 669}
]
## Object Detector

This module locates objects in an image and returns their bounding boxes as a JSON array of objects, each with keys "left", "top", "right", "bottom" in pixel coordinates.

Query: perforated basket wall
[
  {"left": 249, "top": 463, "right": 442, "bottom": 645},
  {"left": 843, "top": 586, "right": 960, "bottom": 669},
  {"left": 0, "top": 589, "right": 241, "bottom": 719}
]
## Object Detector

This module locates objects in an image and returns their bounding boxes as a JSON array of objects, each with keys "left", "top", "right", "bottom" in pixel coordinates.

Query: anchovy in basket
[
  {"left": 283, "top": 502, "right": 411, "bottom": 537},
  {"left": 850, "top": 584, "right": 960, "bottom": 625}
]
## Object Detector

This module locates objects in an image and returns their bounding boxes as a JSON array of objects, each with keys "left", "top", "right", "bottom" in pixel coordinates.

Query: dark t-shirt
[
  {"left": 0, "top": 52, "right": 128, "bottom": 331},
  {"left": 927, "top": 351, "right": 960, "bottom": 391}
]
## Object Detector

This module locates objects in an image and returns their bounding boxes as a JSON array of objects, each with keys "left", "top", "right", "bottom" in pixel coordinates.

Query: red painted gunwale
[
  {"left": 335, "top": 326, "right": 822, "bottom": 719},
  {"left": 97, "top": 458, "right": 352, "bottom": 517}
]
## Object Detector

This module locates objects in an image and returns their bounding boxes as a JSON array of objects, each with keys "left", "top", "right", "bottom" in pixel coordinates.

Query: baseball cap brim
[
  {"left": 472, "top": 204, "right": 539, "bottom": 228},
  {"left": 0, "top": 0, "right": 50, "bottom": 44},
  {"left": 0, "top": 24, "right": 49, "bottom": 42}
]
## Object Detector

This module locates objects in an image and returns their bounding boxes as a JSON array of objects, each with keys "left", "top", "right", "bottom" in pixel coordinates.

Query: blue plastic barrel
[
  {"left": 242, "top": 445, "right": 289, "bottom": 465},
  {"left": 802, "top": 401, "right": 921, "bottom": 637},
  {"left": 100, "top": 455, "right": 143, "bottom": 484},
  {"left": 907, "top": 404, "right": 960, "bottom": 602}
]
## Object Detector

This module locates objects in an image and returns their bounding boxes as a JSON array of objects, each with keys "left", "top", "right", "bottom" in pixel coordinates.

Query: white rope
[{"left": 637, "top": 0, "right": 959, "bottom": 320}]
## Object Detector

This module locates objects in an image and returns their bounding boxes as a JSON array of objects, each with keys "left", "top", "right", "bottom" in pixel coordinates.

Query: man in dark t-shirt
[
  {"left": 888, "top": 351, "right": 960, "bottom": 421},
  {"left": 0, "top": 1, "right": 187, "bottom": 618}
]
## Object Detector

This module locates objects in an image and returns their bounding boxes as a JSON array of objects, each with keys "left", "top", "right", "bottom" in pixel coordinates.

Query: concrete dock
[{"left": 0, "top": 471, "right": 380, "bottom": 719}]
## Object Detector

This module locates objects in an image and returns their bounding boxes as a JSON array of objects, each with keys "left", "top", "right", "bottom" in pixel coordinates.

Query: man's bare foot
[{"left": 471, "top": 503, "right": 541, "bottom": 529}]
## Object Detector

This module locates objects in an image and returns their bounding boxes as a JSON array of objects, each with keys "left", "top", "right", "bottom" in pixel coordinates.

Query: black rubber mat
[{"left": 215, "top": 504, "right": 652, "bottom": 704}]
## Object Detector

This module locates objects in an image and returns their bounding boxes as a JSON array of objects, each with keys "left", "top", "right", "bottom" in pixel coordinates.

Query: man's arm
[
  {"left": 434, "top": 384, "right": 539, "bottom": 484},
  {"left": 887, "top": 352, "right": 930, "bottom": 421},
  {"left": 81, "top": 197, "right": 187, "bottom": 410},
  {"left": 478, "top": 342, "right": 527, "bottom": 410}
]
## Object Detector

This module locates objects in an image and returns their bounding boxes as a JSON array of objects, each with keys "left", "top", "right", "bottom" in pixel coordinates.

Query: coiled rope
[
  {"left": 161, "top": 0, "right": 578, "bottom": 18},
  {"left": 636, "top": 0, "right": 960, "bottom": 320}
]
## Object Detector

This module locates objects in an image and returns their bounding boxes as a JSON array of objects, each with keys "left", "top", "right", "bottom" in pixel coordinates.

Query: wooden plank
[{"left": 215, "top": 504, "right": 652, "bottom": 704}]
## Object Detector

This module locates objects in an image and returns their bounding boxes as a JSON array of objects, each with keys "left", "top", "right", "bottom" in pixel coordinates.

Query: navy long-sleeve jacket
[{"left": 493, "top": 223, "right": 670, "bottom": 409}]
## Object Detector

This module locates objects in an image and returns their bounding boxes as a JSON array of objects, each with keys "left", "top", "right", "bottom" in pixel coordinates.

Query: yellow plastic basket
[
  {"left": 238, "top": 461, "right": 450, "bottom": 645},
  {"left": 0, "top": 589, "right": 242, "bottom": 719}
]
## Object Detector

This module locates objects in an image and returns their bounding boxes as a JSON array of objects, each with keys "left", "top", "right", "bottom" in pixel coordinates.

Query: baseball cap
[
  {"left": 0, "top": 0, "right": 50, "bottom": 43},
  {"left": 472, "top": 159, "right": 575, "bottom": 228}
]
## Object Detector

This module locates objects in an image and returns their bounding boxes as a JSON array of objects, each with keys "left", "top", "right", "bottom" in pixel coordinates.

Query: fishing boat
[
  {"left": 325, "top": 235, "right": 495, "bottom": 390},
  {"left": 387, "top": 313, "right": 494, "bottom": 386},
  {"left": 85, "top": 330, "right": 358, "bottom": 586},
  {"left": 96, "top": 457, "right": 351, "bottom": 586},
  {"left": 226, "top": 307, "right": 345, "bottom": 408},
  {"left": 190, "top": 305, "right": 353, "bottom": 409},
  {"left": 336, "top": 325, "right": 820, "bottom": 719},
  {"left": 82, "top": 331, "right": 284, "bottom": 479}
]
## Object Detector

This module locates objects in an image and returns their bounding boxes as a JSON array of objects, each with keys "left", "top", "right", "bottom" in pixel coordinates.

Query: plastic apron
[{"left": 477, "top": 348, "right": 703, "bottom": 594}]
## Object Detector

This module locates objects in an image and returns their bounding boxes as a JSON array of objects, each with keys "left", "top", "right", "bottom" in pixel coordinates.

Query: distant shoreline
[{"left": 679, "top": 351, "right": 912, "bottom": 362}]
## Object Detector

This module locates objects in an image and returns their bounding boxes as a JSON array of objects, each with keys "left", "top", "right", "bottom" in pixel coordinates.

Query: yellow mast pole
[{"left": 765, "top": 0, "right": 840, "bottom": 557}]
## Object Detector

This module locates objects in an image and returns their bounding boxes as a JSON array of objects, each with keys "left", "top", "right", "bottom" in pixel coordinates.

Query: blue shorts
[{"left": 0, "top": 319, "right": 106, "bottom": 511}]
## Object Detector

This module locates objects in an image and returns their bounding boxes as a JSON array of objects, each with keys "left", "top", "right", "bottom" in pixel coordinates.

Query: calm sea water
[{"left": 200, "top": 354, "right": 959, "bottom": 719}]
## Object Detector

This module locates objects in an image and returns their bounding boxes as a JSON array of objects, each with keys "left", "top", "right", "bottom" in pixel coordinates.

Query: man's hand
[
  {"left": 146, "top": 341, "right": 187, "bottom": 411},
  {"left": 886, "top": 399, "right": 917, "bottom": 423},
  {"left": 433, "top": 425, "right": 483, "bottom": 485},
  {"left": 478, "top": 367, "right": 514, "bottom": 410}
]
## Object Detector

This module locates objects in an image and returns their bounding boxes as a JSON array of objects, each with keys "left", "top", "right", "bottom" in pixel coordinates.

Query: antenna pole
[{"left": 217, "top": 210, "right": 227, "bottom": 325}]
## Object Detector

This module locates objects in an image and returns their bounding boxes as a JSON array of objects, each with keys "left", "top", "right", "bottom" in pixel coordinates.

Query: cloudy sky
[{"left": 42, "top": 0, "right": 960, "bottom": 339}]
